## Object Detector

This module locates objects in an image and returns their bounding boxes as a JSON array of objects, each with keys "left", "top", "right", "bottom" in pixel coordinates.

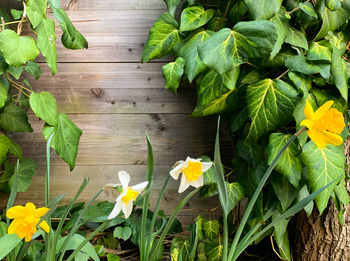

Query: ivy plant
[
  {"left": 0, "top": 0, "right": 87, "bottom": 193},
  {"left": 142, "top": 0, "right": 350, "bottom": 259}
]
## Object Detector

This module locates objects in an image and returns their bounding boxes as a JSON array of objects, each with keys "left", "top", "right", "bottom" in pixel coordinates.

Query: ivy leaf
[
  {"left": 244, "top": 0, "right": 283, "bottom": 20},
  {"left": 7, "top": 66, "right": 23, "bottom": 80},
  {"left": 331, "top": 47, "right": 348, "bottom": 101},
  {"left": 43, "top": 113, "right": 82, "bottom": 170},
  {"left": 198, "top": 21, "right": 277, "bottom": 74},
  {"left": 9, "top": 159, "right": 37, "bottom": 192},
  {"left": 284, "top": 26, "right": 308, "bottom": 50},
  {"left": 179, "top": 6, "right": 214, "bottom": 32},
  {"left": 226, "top": 182, "right": 244, "bottom": 213},
  {"left": 192, "top": 68, "right": 239, "bottom": 116},
  {"left": 162, "top": 57, "right": 185, "bottom": 93},
  {"left": 306, "top": 40, "right": 332, "bottom": 62},
  {"left": 36, "top": 18, "right": 57, "bottom": 75},
  {"left": 246, "top": 79, "right": 299, "bottom": 142},
  {"left": 0, "top": 29, "right": 39, "bottom": 67},
  {"left": 268, "top": 133, "right": 303, "bottom": 188},
  {"left": 297, "top": 185, "right": 314, "bottom": 217},
  {"left": 26, "top": 0, "right": 47, "bottom": 28},
  {"left": 25, "top": 61, "right": 41, "bottom": 80},
  {"left": 315, "top": 0, "right": 350, "bottom": 40},
  {"left": 7, "top": 137, "right": 22, "bottom": 160},
  {"left": 203, "top": 220, "right": 220, "bottom": 240},
  {"left": 176, "top": 29, "right": 212, "bottom": 82},
  {"left": 301, "top": 141, "right": 345, "bottom": 214},
  {"left": 0, "top": 82, "right": 7, "bottom": 109},
  {"left": 269, "top": 7, "right": 289, "bottom": 59},
  {"left": 299, "top": 2, "right": 318, "bottom": 18},
  {"left": 30, "top": 91, "right": 59, "bottom": 126},
  {"left": 236, "top": 139, "right": 264, "bottom": 167},
  {"left": 141, "top": 12, "right": 179, "bottom": 63},
  {"left": 271, "top": 173, "right": 298, "bottom": 212},
  {"left": 11, "top": 9, "right": 23, "bottom": 20},
  {"left": 285, "top": 55, "right": 331, "bottom": 79},
  {"left": 342, "top": 0, "right": 350, "bottom": 9},
  {"left": 0, "top": 135, "right": 10, "bottom": 165},
  {"left": 325, "top": 0, "right": 341, "bottom": 11},
  {"left": 205, "top": 242, "right": 223, "bottom": 261},
  {"left": 164, "top": 0, "right": 182, "bottom": 17},
  {"left": 113, "top": 227, "right": 132, "bottom": 241},
  {"left": 0, "top": 104, "right": 32, "bottom": 132},
  {"left": 273, "top": 215, "right": 291, "bottom": 261},
  {"left": 334, "top": 182, "right": 349, "bottom": 206}
]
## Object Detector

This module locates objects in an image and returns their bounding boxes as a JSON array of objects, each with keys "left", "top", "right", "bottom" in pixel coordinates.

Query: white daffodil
[
  {"left": 170, "top": 157, "right": 213, "bottom": 193},
  {"left": 107, "top": 171, "right": 148, "bottom": 219}
]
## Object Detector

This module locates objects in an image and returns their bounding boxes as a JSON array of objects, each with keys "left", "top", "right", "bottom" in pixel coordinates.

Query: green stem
[
  {"left": 227, "top": 127, "right": 306, "bottom": 260},
  {"left": 65, "top": 221, "right": 109, "bottom": 261},
  {"left": 222, "top": 214, "right": 228, "bottom": 261},
  {"left": 149, "top": 187, "right": 200, "bottom": 261},
  {"left": 15, "top": 241, "right": 32, "bottom": 261}
]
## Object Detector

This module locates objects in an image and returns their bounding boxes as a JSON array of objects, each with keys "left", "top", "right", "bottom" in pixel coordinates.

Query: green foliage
[{"left": 142, "top": 0, "right": 350, "bottom": 259}]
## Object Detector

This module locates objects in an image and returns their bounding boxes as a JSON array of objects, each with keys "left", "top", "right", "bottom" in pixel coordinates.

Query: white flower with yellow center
[
  {"left": 170, "top": 157, "right": 213, "bottom": 193},
  {"left": 107, "top": 171, "right": 148, "bottom": 219}
]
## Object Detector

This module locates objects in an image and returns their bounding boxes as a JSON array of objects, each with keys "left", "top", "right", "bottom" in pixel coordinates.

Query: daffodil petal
[
  {"left": 131, "top": 181, "right": 148, "bottom": 192},
  {"left": 8, "top": 219, "right": 19, "bottom": 235},
  {"left": 201, "top": 162, "right": 213, "bottom": 172},
  {"left": 35, "top": 207, "right": 49, "bottom": 218},
  {"left": 314, "top": 100, "right": 334, "bottom": 120},
  {"left": 25, "top": 233, "right": 34, "bottom": 242},
  {"left": 307, "top": 129, "right": 327, "bottom": 148},
  {"left": 300, "top": 119, "right": 314, "bottom": 129},
  {"left": 118, "top": 171, "right": 130, "bottom": 189},
  {"left": 307, "top": 129, "right": 343, "bottom": 148},
  {"left": 108, "top": 201, "right": 122, "bottom": 220},
  {"left": 25, "top": 202, "right": 36, "bottom": 211},
  {"left": 190, "top": 175, "right": 203, "bottom": 188},
  {"left": 170, "top": 162, "right": 184, "bottom": 180},
  {"left": 178, "top": 174, "right": 191, "bottom": 193},
  {"left": 39, "top": 221, "right": 50, "bottom": 233},
  {"left": 6, "top": 205, "right": 26, "bottom": 219},
  {"left": 122, "top": 201, "right": 133, "bottom": 218},
  {"left": 304, "top": 99, "right": 315, "bottom": 120}
]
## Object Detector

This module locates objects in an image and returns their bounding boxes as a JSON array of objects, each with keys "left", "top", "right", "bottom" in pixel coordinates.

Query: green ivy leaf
[
  {"left": 302, "top": 141, "right": 345, "bottom": 214},
  {"left": 10, "top": 9, "right": 23, "bottom": 20},
  {"left": 43, "top": 113, "right": 82, "bottom": 170},
  {"left": 315, "top": 0, "right": 350, "bottom": 40},
  {"left": 236, "top": 139, "right": 264, "bottom": 167},
  {"left": 272, "top": 215, "right": 291, "bottom": 260},
  {"left": 30, "top": 91, "right": 59, "bottom": 126},
  {"left": 106, "top": 254, "right": 120, "bottom": 261},
  {"left": 113, "top": 227, "right": 132, "bottom": 241},
  {"left": 325, "top": 0, "right": 341, "bottom": 11},
  {"left": 342, "top": 0, "right": 350, "bottom": 9},
  {"left": 0, "top": 82, "right": 7, "bottom": 109},
  {"left": 271, "top": 173, "right": 298, "bottom": 212},
  {"left": 141, "top": 12, "right": 179, "bottom": 62},
  {"left": 0, "top": 104, "right": 32, "bottom": 132},
  {"left": 284, "top": 26, "right": 308, "bottom": 50},
  {"left": 307, "top": 40, "right": 332, "bottom": 62},
  {"left": 270, "top": 7, "right": 289, "bottom": 59},
  {"left": 226, "top": 182, "right": 244, "bottom": 213},
  {"left": 285, "top": 55, "right": 331, "bottom": 79},
  {"left": 164, "top": 0, "right": 182, "bottom": 17},
  {"left": 179, "top": 6, "right": 214, "bottom": 32},
  {"left": 7, "top": 137, "right": 22, "bottom": 160},
  {"left": 25, "top": 61, "right": 42, "bottom": 80},
  {"left": 176, "top": 29, "right": 212, "bottom": 82},
  {"left": 246, "top": 79, "right": 299, "bottom": 141},
  {"left": 331, "top": 46, "right": 349, "bottom": 101},
  {"left": 244, "top": 0, "right": 283, "bottom": 20},
  {"left": 205, "top": 241, "right": 223, "bottom": 261},
  {"left": 203, "top": 220, "right": 220, "bottom": 240},
  {"left": 299, "top": 2, "right": 318, "bottom": 18},
  {"left": 268, "top": 133, "right": 303, "bottom": 188},
  {"left": 0, "top": 135, "right": 10, "bottom": 165},
  {"left": 162, "top": 57, "right": 185, "bottom": 93},
  {"left": 36, "top": 18, "right": 57, "bottom": 75},
  {"left": 297, "top": 184, "right": 314, "bottom": 217},
  {"left": 7, "top": 66, "right": 23, "bottom": 80},
  {"left": 0, "top": 30, "right": 39, "bottom": 67},
  {"left": 26, "top": 0, "right": 47, "bottom": 28},
  {"left": 334, "top": 182, "right": 350, "bottom": 206},
  {"left": 9, "top": 158, "right": 37, "bottom": 192},
  {"left": 192, "top": 68, "right": 239, "bottom": 116}
]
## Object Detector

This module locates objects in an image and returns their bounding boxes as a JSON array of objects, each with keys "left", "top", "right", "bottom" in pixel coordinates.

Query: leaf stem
[{"left": 277, "top": 69, "right": 289, "bottom": 80}]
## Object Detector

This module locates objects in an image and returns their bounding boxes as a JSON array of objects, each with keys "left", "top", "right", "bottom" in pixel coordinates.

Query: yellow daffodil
[
  {"left": 6, "top": 202, "right": 50, "bottom": 242},
  {"left": 300, "top": 99, "right": 345, "bottom": 149},
  {"left": 108, "top": 171, "right": 148, "bottom": 219},
  {"left": 170, "top": 157, "right": 213, "bottom": 193}
]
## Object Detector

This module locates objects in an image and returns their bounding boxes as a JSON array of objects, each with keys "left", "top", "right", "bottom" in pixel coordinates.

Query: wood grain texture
[{"left": 61, "top": 0, "right": 166, "bottom": 10}]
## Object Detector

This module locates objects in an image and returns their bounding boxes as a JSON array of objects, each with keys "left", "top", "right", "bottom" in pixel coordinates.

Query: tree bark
[{"left": 291, "top": 137, "right": 350, "bottom": 261}]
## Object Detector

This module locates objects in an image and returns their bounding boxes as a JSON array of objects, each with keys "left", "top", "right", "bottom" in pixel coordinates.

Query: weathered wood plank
[
  {"left": 61, "top": 0, "right": 166, "bottom": 10},
  {"left": 0, "top": 164, "right": 219, "bottom": 224},
  {"left": 9, "top": 114, "right": 232, "bottom": 166}
]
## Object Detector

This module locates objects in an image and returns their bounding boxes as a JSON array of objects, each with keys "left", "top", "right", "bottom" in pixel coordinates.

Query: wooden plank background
[{"left": 0, "top": 0, "right": 230, "bottom": 224}]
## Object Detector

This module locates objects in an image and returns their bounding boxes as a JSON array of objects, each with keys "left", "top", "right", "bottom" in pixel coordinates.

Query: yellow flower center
[
  {"left": 183, "top": 161, "right": 203, "bottom": 181},
  {"left": 122, "top": 188, "right": 139, "bottom": 204}
]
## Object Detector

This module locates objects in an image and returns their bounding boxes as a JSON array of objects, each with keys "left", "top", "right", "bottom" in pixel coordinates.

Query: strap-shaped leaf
[
  {"left": 244, "top": 0, "right": 282, "bottom": 20},
  {"left": 179, "top": 6, "right": 214, "bottom": 32},
  {"left": 268, "top": 133, "right": 303, "bottom": 188},
  {"left": 26, "top": 0, "right": 47, "bottom": 28},
  {"left": 246, "top": 79, "right": 299, "bottom": 141},
  {"left": 302, "top": 141, "right": 345, "bottom": 214},
  {"left": 142, "top": 12, "right": 179, "bottom": 62},
  {"left": 176, "top": 29, "right": 213, "bottom": 82},
  {"left": 30, "top": 91, "right": 59, "bottom": 126},
  {"left": 284, "top": 26, "right": 308, "bottom": 50},
  {"left": 162, "top": 57, "right": 185, "bottom": 93},
  {"left": 0, "top": 29, "right": 39, "bottom": 66},
  {"left": 0, "top": 104, "right": 32, "bottom": 132},
  {"left": 36, "top": 18, "right": 57, "bottom": 75}
]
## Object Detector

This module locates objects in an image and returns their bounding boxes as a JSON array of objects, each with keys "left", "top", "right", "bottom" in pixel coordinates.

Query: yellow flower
[
  {"left": 300, "top": 100, "right": 345, "bottom": 149},
  {"left": 6, "top": 202, "right": 50, "bottom": 242},
  {"left": 170, "top": 157, "right": 213, "bottom": 193}
]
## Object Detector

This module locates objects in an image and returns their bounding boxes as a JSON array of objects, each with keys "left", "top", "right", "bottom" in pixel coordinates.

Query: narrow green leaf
[
  {"left": 30, "top": 91, "right": 59, "bottom": 126},
  {"left": 244, "top": 0, "right": 282, "bottom": 20},
  {"left": 141, "top": 12, "right": 179, "bottom": 62},
  {"left": 284, "top": 26, "right": 308, "bottom": 50},
  {"left": 26, "top": 0, "right": 47, "bottom": 28},
  {"left": 162, "top": 57, "right": 185, "bottom": 93},
  {"left": 0, "top": 30, "right": 39, "bottom": 66},
  {"left": 302, "top": 141, "right": 345, "bottom": 214},
  {"left": 0, "top": 234, "right": 22, "bottom": 260},
  {"left": 0, "top": 104, "right": 33, "bottom": 132},
  {"left": 9, "top": 158, "right": 37, "bottom": 192},
  {"left": 179, "top": 6, "right": 214, "bottom": 32}
]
